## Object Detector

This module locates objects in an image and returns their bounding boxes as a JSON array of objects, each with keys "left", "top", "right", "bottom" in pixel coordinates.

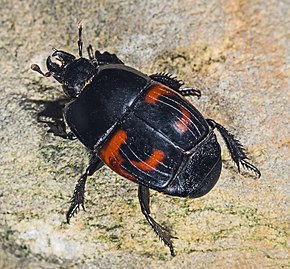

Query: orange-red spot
[
  {"left": 174, "top": 106, "right": 191, "bottom": 133},
  {"left": 99, "top": 129, "right": 135, "bottom": 181},
  {"left": 145, "top": 84, "right": 174, "bottom": 104},
  {"left": 132, "top": 149, "right": 165, "bottom": 171}
]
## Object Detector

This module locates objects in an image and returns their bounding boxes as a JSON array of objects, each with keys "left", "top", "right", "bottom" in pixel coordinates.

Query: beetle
[{"left": 31, "top": 26, "right": 261, "bottom": 256}]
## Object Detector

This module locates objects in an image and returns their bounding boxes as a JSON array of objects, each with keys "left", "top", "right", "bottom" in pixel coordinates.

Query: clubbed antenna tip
[{"left": 31, "top": 64, "right": 51, "bottom": 77}]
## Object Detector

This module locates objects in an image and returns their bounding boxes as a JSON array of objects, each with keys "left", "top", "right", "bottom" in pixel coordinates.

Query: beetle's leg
[
  {"left": 207, "top": 119, "right": 261, "bottom": 177},
  {"left": 138, "top": 185, "right": 176, "bottom": 256},
  {"left": 177, "top": 87, "right": 201, "bottom": 97},
  {"left": 150, "top": 73, "right": 201, "bottom": 98},
  {"left": 87, "top": 44, "right": 99, "bottom": 67},
  {"left": 35, "top": 98, "right": 76, "bottom": 140},
  {"left": 87, "top": 45, "right": 95, "bottom": 61},
  {"left": 38, "top": 119, "right": 76, "bottom": 140},
  {"left": 78, "top": 23, "right": 83, "bottom": 58},
  {"left": 150, "top": 73, "right": 182, "bottom": 91},
  {"left": 66, "top": 154, "right": 104, "bottom": 223}
]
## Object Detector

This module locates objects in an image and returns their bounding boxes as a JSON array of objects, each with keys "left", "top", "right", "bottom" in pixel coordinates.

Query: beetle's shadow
[{"left": 22, "top": 96, "right": 70, "bottom": 125}]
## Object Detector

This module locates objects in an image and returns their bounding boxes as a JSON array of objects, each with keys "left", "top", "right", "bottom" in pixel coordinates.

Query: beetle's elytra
[{"left": 31, "top": 26, "right": 260, "bottom": 256}]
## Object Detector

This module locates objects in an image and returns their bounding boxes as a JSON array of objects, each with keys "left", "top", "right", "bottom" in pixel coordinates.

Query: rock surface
[{"left": 0, "top": 0, "right": 289, "bottom": 268}]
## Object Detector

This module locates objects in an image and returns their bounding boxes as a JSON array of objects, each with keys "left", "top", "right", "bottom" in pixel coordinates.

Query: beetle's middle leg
[
  {"left": 150, "top": 73, "right": 201, "bottom": 98},
  {"left": 138, "top": 185, "right": 176, "bottom": 256},
  {"left": 66, "top": 153, "right": 104, "bottom": 223}
]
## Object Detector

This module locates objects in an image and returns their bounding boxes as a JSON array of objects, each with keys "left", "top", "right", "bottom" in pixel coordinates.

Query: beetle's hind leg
[
  {"left": 138, "top": 185, "right": 177, "bottom": 256},
  {"left": 207, "top": 119, "right": 261, "bottom": 177},
  {"left": 66, "top": 154, "right": 104, "bottom": 223}
]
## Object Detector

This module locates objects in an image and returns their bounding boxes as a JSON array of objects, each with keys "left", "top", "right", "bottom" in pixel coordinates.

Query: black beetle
[{"left": 31, "top": 26, "right": 260, "bottom": 256}]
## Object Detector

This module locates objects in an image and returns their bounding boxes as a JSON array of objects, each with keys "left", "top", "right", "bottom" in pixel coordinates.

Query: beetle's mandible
[{"left": 31, "top": 26, "right": 261, "bottom": 256}]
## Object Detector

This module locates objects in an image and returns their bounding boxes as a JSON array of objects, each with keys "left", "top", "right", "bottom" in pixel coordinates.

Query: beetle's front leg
[
  {"left": 35, "top": 97, "right": 74, "bottom": 140},
  {"left": 138, "top": 185, "right": 176, "bottom": 256},
  {"left": 39, "top": 118, "right": 76, "bottom": 140},
  {"left": 66, "top": 153, "right": 104, "bottom": 223}
]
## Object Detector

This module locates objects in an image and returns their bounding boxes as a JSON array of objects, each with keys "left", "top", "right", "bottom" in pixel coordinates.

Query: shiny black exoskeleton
[{"left": 31, "top": 26, "right": 261, "bottom": 256}]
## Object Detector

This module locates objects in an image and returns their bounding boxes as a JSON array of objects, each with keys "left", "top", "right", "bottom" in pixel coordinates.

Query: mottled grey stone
[{"left": 0, "top": 0, "right": 289, "bottom": 268}]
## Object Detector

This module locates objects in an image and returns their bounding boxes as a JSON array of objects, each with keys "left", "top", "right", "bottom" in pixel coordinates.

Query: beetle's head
[
  {"left": 48, "top": 50, "right": 95, "bottom": 97},
  {"left": 32, "top": 49, "right": 96, "bottom": 98},
  {"left": 31, "top": 25, "right": 97, "bottom": 98}
]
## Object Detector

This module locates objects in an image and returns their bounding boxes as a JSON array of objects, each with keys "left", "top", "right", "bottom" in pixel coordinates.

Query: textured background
[{"left": 0, "top": 0, "right": 289, "bottom": 268}]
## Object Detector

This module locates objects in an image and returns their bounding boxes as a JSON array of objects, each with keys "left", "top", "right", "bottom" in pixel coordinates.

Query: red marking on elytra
[
  {"left": 132, "top": 149, "right": 165, "bottom": 171},
  {"left": 145, "top": 84, "right": 174, "bottom": 104},
  {"left": 174, "top": 106, "right": 191, "bottom": 133},
  {"left": 99, "top": 129, "right": 135, "bottom": 181}
]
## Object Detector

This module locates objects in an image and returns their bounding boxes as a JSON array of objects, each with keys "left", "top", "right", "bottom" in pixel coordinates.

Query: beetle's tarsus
[
  {"left": 240, "top": 159, "right": 261, "bottom": 178},
  {"left": 138, "top": 185, "right": 176, "bottom": 256},
  {"left": 66, "top": 205, "right": 79, "bottom": 224},
  {"left": 153, "top": 218, "right": 177, "bottom": 256},
  {"left": 178, "top": 87, "right": 201, "bottom": 98},
  {"left": 66, "top": 174, "right": 87, "bottom": 223},
  {"left": 150, "top": 215, "right": 176, "bottom": 251},
  {"left": 207, "top": 119, "right": 261, "bottom": 178}
]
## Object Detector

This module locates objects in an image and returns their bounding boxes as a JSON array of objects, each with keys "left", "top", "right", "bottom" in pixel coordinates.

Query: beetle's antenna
[
  {"left": 78, "top": 23, "right": 83, "bottom": 58},
  {"left": 31, "top": 64, "right": 51, "bottom": 77}
]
